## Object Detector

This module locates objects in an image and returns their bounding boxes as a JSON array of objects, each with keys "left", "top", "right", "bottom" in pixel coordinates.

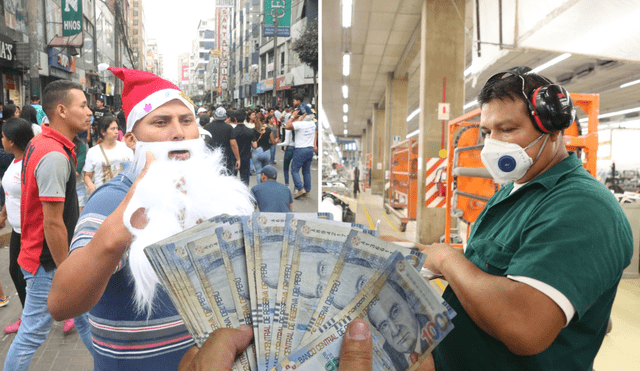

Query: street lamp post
[{"left": 271, "top": 0, "right": 285, "bottom": 107}]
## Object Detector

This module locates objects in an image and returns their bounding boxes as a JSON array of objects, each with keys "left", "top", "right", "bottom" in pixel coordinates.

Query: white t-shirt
[
  {"left": 83, "top": 142, "right": 133, "bottom": 188},
  {"left": 2, "top": 158, "right": 22, "bottom": 233},
  {"left": 292, "top": 120, "right": 316, "bottom": 148},
  {"left": 32, "top": 123, "right": 42, "bottom": 136}
]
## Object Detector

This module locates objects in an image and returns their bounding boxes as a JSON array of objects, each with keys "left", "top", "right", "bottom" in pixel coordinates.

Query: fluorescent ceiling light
[
  {"left": 343, "top": 104, "right": 348, "bottom": 113},
  {"left": 342, "top": 0, "right": 352, "bottom": 28},
  {"left": 531, "top": 53, "right": 571, "bottom": 74},
  {"left": 464, "top": 66, "right": 473, "bottom": 77},
  {"left": 342, "top": 85, "right": 349, "bottom": 99},
  {"left": 343, "top": 54, "right": 350, "bottom": 76},
  {"left": 406, "top": 108, "right": 420, "bottom": 122},
  {"left": 406, "top": 129, "right": 419, "bottom": 138},
  {"left": 463, "top": 100, "right": 478, "bottom": 110},
  {"left": 621, "top": 79, "right": 640, "bottom": 89},
  {"left": 598, "top": 106, "right": 640, "bottom": 119},
  {"left": 344, "top": 129, "right": 348, "bottom": 135},
  {"left": 329, "top": 133, "right": 336, "bottom": 142},
  {"left": 343, "top": 115, "right": 348, "bottom": 123}
]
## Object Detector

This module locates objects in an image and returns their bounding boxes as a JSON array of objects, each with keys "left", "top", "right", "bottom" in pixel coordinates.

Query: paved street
[{"left": 0, "top": 147, "right": 319, "bottom": 370}]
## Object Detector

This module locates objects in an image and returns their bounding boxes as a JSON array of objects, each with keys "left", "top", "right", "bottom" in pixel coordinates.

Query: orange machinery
[
  {"left": 364, "top": 152, "right": 372, "bottom": 189},
  {"left": 387, "top": 139, "right": 418, "bottom": 230},
  {"left": 444, "top": 93, "right": 599, "bottom": 247}
]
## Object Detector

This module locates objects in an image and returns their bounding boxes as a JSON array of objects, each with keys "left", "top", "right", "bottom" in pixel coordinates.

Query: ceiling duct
[
  {"left": 556, "top": 72, "right": 574, "bottom": 84},
  {"left": 574, "top": 63, "right": 595, "bottom": 79},
  {"left": 596, "top": 59, "right": 620, "bottom": 70}
]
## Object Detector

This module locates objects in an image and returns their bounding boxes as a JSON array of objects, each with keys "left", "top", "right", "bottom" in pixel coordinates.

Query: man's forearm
[
  {"left": 231, "top": 142, "right": 240, "bottom": 163},
  {"left": 49, "top": 197, "right": 134, "bottom": 320},
  {"left": 43, "top": 220, "right": 71, "bottom": 267}
]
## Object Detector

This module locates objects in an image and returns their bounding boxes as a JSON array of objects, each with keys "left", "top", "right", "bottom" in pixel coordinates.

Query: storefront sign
[
  {"left": 0, "top": 34, "right": 15, "bottom": 68},
  {"left": 261, "top": 79, "right": 274, "bottom": 92},
  {"left": 276, "top": 76, "right": 291, "bottom": 91},
  {"left": 48, "top": 48, "right": 76, "bottom": 73},
  {"left": 62, "top": 0, "right": 83, "bottom": 37}
]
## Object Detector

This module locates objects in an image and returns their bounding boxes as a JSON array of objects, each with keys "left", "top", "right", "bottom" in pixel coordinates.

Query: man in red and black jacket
[{"left": 4, "top": 80, "right": 95, "bottom": 370}]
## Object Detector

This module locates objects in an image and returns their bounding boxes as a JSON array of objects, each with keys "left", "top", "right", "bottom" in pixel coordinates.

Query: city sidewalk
[
  {"left": 0, "top": 147, "right": 318, "bottom": 369},
  {"left": 0, "top": 228, "right": 93, "bottom": 370}
]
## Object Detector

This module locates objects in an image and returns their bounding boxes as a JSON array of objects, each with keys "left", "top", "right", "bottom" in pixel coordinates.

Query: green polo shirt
[{"left": 433, "top": 152, "right": 633, "bottom": 371}]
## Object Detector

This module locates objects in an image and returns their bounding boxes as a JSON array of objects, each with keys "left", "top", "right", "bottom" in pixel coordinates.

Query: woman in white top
[
  {"left": 83, "top": 116, "right": 133, "bottom": 194},
  {"left": 0, "top": 118, "right": 33, "bottom": 332},
  {"left": 19, "top": 105, "right": 42, "bottom": 136}
]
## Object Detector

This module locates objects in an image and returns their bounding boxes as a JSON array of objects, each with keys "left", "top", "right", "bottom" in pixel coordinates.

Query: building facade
[
  {"left": 190, "top": 0, "right": 317, "bottom": 109},
  {"left": 146, "top": 38, "right": 162, "bottom": 77},
  {"left": 0, "top": 0, "right": 142, "bottom": 111}
]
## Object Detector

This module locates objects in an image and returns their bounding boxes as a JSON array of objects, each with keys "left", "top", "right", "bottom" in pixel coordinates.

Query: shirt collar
[
  {"left": 41, "top": 124, "right": 75, "bottom": 152},
  {"left": 520, "top": 152, "right": 582, "bottom": 191}
]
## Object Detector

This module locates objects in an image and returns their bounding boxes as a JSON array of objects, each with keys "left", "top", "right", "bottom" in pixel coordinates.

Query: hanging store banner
[
  {"left": 62, "top": 0, "right": 83, "bottom": 37},
  {"left": 264, "top": 0, "right": 291, "bottom": 37},
  {"left": 216, "top": 6, "right": 232, "bottom": 94},
  {"left": 181, "top": 65, "right": 189, "bottom": 83}
]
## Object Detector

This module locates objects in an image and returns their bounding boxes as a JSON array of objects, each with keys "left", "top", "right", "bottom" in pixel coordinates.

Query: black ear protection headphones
[{"left": 485, "top": 66, "right": 576, "bottom": 133}]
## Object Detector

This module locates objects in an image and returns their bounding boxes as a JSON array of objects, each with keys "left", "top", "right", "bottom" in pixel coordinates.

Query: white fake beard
[{"left": 124, "top": 141, "right": 255, "bottom": 316}]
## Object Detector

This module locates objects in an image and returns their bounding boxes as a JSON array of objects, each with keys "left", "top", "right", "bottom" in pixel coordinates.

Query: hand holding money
[
  {"left": 419, "top": 243, "right": 464, "bottom": 278},
  {"left": 145, "top": 213, "right": 455, "bottom": 371},
  {"left": 179, "top": 325, "right": 254, "bottom": 371},
  {"left": 339, "top": 319, "right": 373, "bottom": 371}
]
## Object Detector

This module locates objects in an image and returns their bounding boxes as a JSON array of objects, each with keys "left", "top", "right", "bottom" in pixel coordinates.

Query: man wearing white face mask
[
  {"left": 400, "top": 67, "right": 633, "bottom": 371},
  {"left": 46, "top": 67, "right": 254, "bottom": 370}
]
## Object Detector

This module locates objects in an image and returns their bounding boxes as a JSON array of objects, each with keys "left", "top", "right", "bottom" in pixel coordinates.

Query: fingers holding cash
[
  {"left": 339, "top": 319, "right": 373, "bottom": 371},
  {"left": 145, "top": 213, "right": 455, "bottom": 371},
  {"left": 179, "top": 325, "right": 254, "bottom": 371}
]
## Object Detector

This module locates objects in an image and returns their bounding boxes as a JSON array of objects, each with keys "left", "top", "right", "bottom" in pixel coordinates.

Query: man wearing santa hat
[{"left": 47, "top": 67, "right": 254, "bottom": 370}]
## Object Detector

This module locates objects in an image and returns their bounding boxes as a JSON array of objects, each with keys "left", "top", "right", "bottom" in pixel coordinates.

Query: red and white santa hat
[{"left": 99, "top": 64, "right": 195, "bottom": 132}]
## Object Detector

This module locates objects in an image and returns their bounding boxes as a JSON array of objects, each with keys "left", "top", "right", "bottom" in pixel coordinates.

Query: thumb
[
  {"left": 339, "top": 319, "right": 372, "bottom": 371},
  {"left": 137, "top": 151, "right": 157, "bottom": 180},
  {"left": 179, "top": 325, "right": 253, "bottom": 371}
]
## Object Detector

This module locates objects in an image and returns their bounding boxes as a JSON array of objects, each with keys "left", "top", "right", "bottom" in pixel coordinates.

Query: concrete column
[
  {"left": 361, "top": 127, "right": 369, "bottom": 161},
  {"left": 383, "top": 73, "right": 408, "bottom": 202},
  {"left": 365, "top": 120, "right": 373, "bottom": 187},
  {"left": 415, "top": 0, "right": 465, "bottom": 244},
  {"left": 371, "top": 105, "right": 386, "bottom": 195}
]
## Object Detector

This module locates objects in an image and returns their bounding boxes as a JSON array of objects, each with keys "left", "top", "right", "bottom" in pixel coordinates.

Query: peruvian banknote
[
  {"left": 277, "top": 252, "right": 455, "bottom": 371},
  {"left": 216, "top": 222, "right": 257, "bottom": 371},
  {"left": 302, "top": 229, "right": 427, "bottom": 342},
  {"left": 277, "top": 219, "right": 360, "bottom": 361}
]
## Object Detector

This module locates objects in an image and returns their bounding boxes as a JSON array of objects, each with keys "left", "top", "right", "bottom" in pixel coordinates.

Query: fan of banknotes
[{"left": 144, "top": 212, "right": 456, "bottom": 371}]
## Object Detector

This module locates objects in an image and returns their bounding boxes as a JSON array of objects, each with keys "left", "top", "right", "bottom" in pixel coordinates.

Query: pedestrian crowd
[{"left": 197, "top": 95, "right": 318, "bottom": 204}]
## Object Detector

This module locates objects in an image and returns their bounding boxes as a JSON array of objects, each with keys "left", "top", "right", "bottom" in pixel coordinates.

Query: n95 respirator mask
[{"left": 480, "top": 134, "right": 548, "bottom": 184}]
